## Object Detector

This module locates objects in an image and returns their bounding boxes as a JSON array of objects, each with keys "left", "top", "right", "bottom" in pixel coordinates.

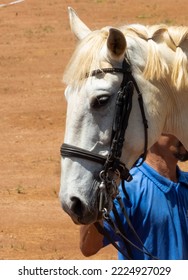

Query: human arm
[{"left": 80, "top": 221, "right": 104, "bottom": 257}]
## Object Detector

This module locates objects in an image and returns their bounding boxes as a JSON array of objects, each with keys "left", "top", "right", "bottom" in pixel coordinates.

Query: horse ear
[
  {"left": 107, "top": 28, "right": 126, "bottom": 60},
  {"left": 68, "top": 7, "right": 91, "bottom": 40}
]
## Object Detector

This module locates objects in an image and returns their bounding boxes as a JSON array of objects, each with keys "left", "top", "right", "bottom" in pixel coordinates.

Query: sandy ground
[{"left": 0, "top": 0, "right": 188, "bottom": 260}]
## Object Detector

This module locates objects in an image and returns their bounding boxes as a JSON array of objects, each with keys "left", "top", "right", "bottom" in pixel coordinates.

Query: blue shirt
[{"left": 103, "top": 162, "right": 188, "bottom": 260}]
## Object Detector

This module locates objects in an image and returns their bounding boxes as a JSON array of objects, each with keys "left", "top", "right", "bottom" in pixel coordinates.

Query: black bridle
[{"left": 61, "top": 59, "right": 148, "bottom": 197}]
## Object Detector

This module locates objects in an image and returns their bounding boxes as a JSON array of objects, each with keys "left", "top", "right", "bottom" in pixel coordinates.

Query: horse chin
[
  {"left": 74, "top": 207, "right": 110, "bottom": 225},
  {"left": 65, "top": 200, "right": 112, "bottom": 225},
  {"left": 72, "top": 212, "right": 99, "bottom": 225},
  {"left": 62, "top": 201, "right": 99, "bottom": 225}
]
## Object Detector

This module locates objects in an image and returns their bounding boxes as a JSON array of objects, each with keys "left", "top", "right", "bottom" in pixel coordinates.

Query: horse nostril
[{"left": 70, "top": 196, "right": 84, "bottom": 218}]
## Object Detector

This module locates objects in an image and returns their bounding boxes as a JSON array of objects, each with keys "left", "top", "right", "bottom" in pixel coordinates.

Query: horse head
[{"left": 60, "top": 7, "right": 188, "bottom": 224}]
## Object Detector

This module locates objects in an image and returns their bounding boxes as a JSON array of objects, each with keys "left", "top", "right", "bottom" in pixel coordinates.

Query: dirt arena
[{"left": 0, "top": 0, "right": 188, "bottom": 260}]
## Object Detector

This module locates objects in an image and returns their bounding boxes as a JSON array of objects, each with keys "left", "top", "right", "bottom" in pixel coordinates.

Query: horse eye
[{"left": 91, "top": 95, "right": 110, "bottom": 108}]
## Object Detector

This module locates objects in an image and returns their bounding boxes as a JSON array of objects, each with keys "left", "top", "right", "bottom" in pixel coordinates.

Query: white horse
[{"left": 60, "top": 7, "right": 188, "bottom": 225}]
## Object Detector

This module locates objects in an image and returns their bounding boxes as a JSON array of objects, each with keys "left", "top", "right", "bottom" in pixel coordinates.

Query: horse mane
[
  {"left": 166, "top": 26, "right": 188, "bottom": 89},
  {"left": 64, "top": 24, "right": 188, "bottom": 90},
  {"left": 63, "top": 28, "right": 109, "bottom": 86},
  {"left": 123, "top": 24, "right": 169, "bottom": 81}
]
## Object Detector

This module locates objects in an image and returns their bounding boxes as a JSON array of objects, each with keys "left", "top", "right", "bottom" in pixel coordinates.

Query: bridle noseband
[{"left": 60, "top": 59, "right": 148, "bottom": 213}]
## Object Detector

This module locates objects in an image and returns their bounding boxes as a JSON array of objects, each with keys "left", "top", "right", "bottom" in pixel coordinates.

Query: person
[{"left": 80, "top": 134, "right": 188, "bottom": 260}]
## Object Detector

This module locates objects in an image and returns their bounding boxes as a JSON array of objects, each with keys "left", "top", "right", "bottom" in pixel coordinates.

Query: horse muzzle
[{"left": 60, "top": 178, "right": 113, "bottom": 225}]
